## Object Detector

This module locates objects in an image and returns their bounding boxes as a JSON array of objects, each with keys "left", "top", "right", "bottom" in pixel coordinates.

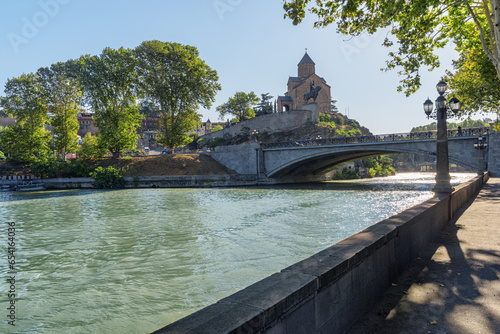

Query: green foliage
[
  {"left": 37, "top": 64, "right": 82, "bottom": 160},
  {"left": 332, "top": 167, "right": 359, "bottom": 180},
  {"left": 445, "top": 46, "right": 500, "bottom": 117},
  {"left": 255, "top": 93, "right": 274, "bottom": 116},
  {"left": 317, "top": 112, "right": 364, "bottom": 137},
  {"left": 32, "top": 157, "right": 90, "bottom": 178},
  {"left": 90, "top": 166, "right": 125, "bottom": 189},
  {"left": 211, "top": 124, "right": 223, "bottom": 132},
  {"left": 0, "top": 124, "right": 51, "bottom": 164},
  {"left": 362, "top": 156, "right": 395, "bottom": 178},
  {"left": 75, "top": 47, "right": 142, "bottom": 158},
  {"left": 0, "top": 126, "right": 7, "bottom": 152},
  {"left": 216, "top": 92, "right": 259, "bottom": 122},
  {"left": 0, "top": 73, "right": 52, "bottom": 163},
  {"left": 367, "top": 168, "right": 377, "bottom": 178},
  {"left": 207, "top": 137, "right": 225, "bottom": 149},
  {"left": 411, "top": 119, "right": 490, "bottom": 132},
  {"left": 0, "top": 151, "right": 5, "bottom": 159},
  {"left": 78, "top": 133, "right": 106, "bottom": 159},
  {"left": 134, "top": 41, "right": 220, "bottom": 153},
  {"left": 283, "top": 0, "right": 500, "bottom": 101},
  {"left": 330, "top": 99, "right": 339, "bottom": 113},
  {"left": 157, "top": 111, "right": 200, "bottom": 152},
  {"left": 319, "top": 112, "right": 330, "bottom": 122},
  {"left": 411, "top": 123, "right": 437, "bottom": 133}
]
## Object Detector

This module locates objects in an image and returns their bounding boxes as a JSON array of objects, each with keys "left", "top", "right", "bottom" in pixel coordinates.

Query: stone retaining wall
[
  {"left": 200, "top": 105, "right": 319, "bottom": 143},
  {"left": 153, "top": 173, "right": 489, "bottom": 334},
  {"left": 0, "top": 174, "right": 331, "bottom": 190}
]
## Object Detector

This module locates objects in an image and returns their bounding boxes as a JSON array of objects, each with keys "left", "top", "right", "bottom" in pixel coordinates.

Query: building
[
  {"left": 195, "top": 119, "right": 227, "bottom": 137},
  {"left": 277, "top": 51, "right": 332, "bottom": 113},
  {"left": 77, "top": 110, "right": 98, "bottom": 137}
]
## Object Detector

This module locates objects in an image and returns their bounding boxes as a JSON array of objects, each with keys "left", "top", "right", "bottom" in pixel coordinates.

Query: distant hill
[{"left": 411, "top": 119, "right": 491, "bottom": 132}]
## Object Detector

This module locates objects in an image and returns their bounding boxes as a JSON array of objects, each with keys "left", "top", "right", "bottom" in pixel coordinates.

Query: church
[{"left": 277, "top": 51, "right": 331, "bottom": 113}]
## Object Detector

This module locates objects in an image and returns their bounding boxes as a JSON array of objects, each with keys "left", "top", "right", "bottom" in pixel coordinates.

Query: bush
[
  {"left": 319, "top": 113, "right": 331, "bottom": 122},
  {"left": 332, "top": 167, "right": 359, "bottom": 180},
  {"left": 32, "top": 157, "right": 90, "bottom": 178},
  {"left": 367, "top": 167, "right": 377, "bottom": 178},
  {"left": 207, "top": 137, "right": 225, "bottom": 149},
  {"left": 90, "top": 166, "right": 125, "bottom": 189},
  {"left": 65, "top": 160, "right": 90, "bottom": 177}
]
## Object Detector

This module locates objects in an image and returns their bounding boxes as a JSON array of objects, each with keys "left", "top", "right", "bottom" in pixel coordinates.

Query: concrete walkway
[{"left": 348, "top": 177, "right": 500, "bottom": 334}]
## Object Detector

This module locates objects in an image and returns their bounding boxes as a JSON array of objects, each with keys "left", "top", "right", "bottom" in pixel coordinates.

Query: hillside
[{"left": 199, "top": 112, "right": 372, "bottom": 148}]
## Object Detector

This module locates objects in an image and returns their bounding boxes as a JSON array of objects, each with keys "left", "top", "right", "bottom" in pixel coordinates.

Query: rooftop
[{"left": 298, "top": 52, "right": 315, "bottom": 65}]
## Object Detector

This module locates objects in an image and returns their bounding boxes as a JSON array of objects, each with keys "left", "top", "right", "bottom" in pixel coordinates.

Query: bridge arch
[{"left": 263, "top": 139, "right": 478, "bottom": 178}]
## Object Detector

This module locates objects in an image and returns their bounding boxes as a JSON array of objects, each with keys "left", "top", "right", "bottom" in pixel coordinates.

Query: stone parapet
[{"left": 488, "top": 131, "right": 500, "bottom": 176}]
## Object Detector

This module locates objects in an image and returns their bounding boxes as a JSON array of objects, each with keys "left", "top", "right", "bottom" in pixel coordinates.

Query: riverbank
[{"left": 0, "top": 154, "right": 236, "bottom": 179}]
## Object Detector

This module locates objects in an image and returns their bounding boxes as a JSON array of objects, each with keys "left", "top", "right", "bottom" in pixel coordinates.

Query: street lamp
[
  {"left": 474, "top": 135, "right": 488, "bottom": 175},
  {"left": 251, "top": 129, "right": 259, "bottom": 142},
  {"left": 422, "top": 80, "right": 460, "bottom": 194}
]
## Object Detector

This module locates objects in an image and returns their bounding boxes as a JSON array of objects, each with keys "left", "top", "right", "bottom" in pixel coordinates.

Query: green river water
[{"left": 0, "top": 173, "right": 475, "bottom": 333}]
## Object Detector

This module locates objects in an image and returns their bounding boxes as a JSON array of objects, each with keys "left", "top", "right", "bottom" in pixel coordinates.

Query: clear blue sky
[{"left": 0, "top": 0, "right": 490, "bottom": 134}]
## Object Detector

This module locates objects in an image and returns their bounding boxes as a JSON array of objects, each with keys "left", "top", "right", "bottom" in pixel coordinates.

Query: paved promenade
[{"left": 348, "top": 177, "right": 500, "bottom": 334}]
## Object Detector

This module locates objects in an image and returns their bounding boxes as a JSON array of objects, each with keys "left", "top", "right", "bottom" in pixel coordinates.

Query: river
[{"left": 0, "top": 173, "right": 475, "bottom": 333}]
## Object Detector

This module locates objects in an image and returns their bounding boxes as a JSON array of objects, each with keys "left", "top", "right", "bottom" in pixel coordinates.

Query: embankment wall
[
  {"left": 0, "top": 174, "right": 330, "bottom": 190},
  {"left": 153, "top": 173, "right": 489, "bottom": 334},
  {"left": 200, "top": 105, "right": 319, "bottom": 143}
]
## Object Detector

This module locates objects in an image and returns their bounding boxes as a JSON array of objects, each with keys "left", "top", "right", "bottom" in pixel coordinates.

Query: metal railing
[{"left": 260, "top": 127, "right": 490, "bottom": 149}]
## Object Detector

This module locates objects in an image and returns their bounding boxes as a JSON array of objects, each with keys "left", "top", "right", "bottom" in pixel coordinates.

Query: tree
[
  {"left": 411, "top": 119, "right": 490, "bottom": 132},
  {"left": 78, "top": 132, "right": 106, "bottom": 159},
  {"left": 283, "top": 1, "right": 500, "bottom": 100},
  {"left": 216, "top": 92, "right": 259, "bottom": 122},
  {"left": 255, "top": 93, "right": 274, "bottom": 116},
  {"left": 37, "top": 63, "right": 82, "bottom": 161},
  {"left": 330, "top": 99, "right": 339, "bottom": 113},
  {"left": 445, "top": 46, "right": 500, "bottom": 116},
  {"left": 0, "top": 73, "right": 51, "bottom": 163},
  {"left": 134, "top": 41, "right": 221, "bottom": 153},
  {"left": 75, "top": 48, "right": 142, "bottom": 158},
  {"left": 211, "top": 124, "right": 223, "bottom": 132}
]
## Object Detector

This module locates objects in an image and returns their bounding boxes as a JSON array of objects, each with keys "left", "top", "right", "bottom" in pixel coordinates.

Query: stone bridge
[{"left": 209, "top": 128, "right": 498, "bottom": 179}]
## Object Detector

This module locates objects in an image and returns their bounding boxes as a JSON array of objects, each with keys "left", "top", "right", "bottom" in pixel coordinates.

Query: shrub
[
  {"left": 32, "top": 157, "right": 90, "bottom": 178},
  {"left": 32, "top": 156, "right": 64, "bottom": 178},
  {"left": 367, "top": 167, "right": 377, "bottom": 178},
  {"left": 90, "top": 166, "right": 125, "bottom": 189},
  {"left": 65, "top": 160, "right": 90, "bottom": 177},
  {"left": 207, "top": 137, "right": 225, "bottom": 149},
  {"left": 332, "top": 167, "right": 359, "bottom": 180}
]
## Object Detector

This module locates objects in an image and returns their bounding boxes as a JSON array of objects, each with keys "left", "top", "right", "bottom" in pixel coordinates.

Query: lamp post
[
  {"left": 423, "top": 80, "right": 460, "bottom": 194},
  {"left": 252, "top": 129, "right": 259, "bottom": 142},
  {"left": 474, "top": 135, "right": 487, "bottom": 175}
]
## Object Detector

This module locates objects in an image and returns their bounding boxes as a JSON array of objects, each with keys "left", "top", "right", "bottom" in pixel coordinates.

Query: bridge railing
[{"left": 261, "top": 127, "right": 490, "bottom": 149}]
